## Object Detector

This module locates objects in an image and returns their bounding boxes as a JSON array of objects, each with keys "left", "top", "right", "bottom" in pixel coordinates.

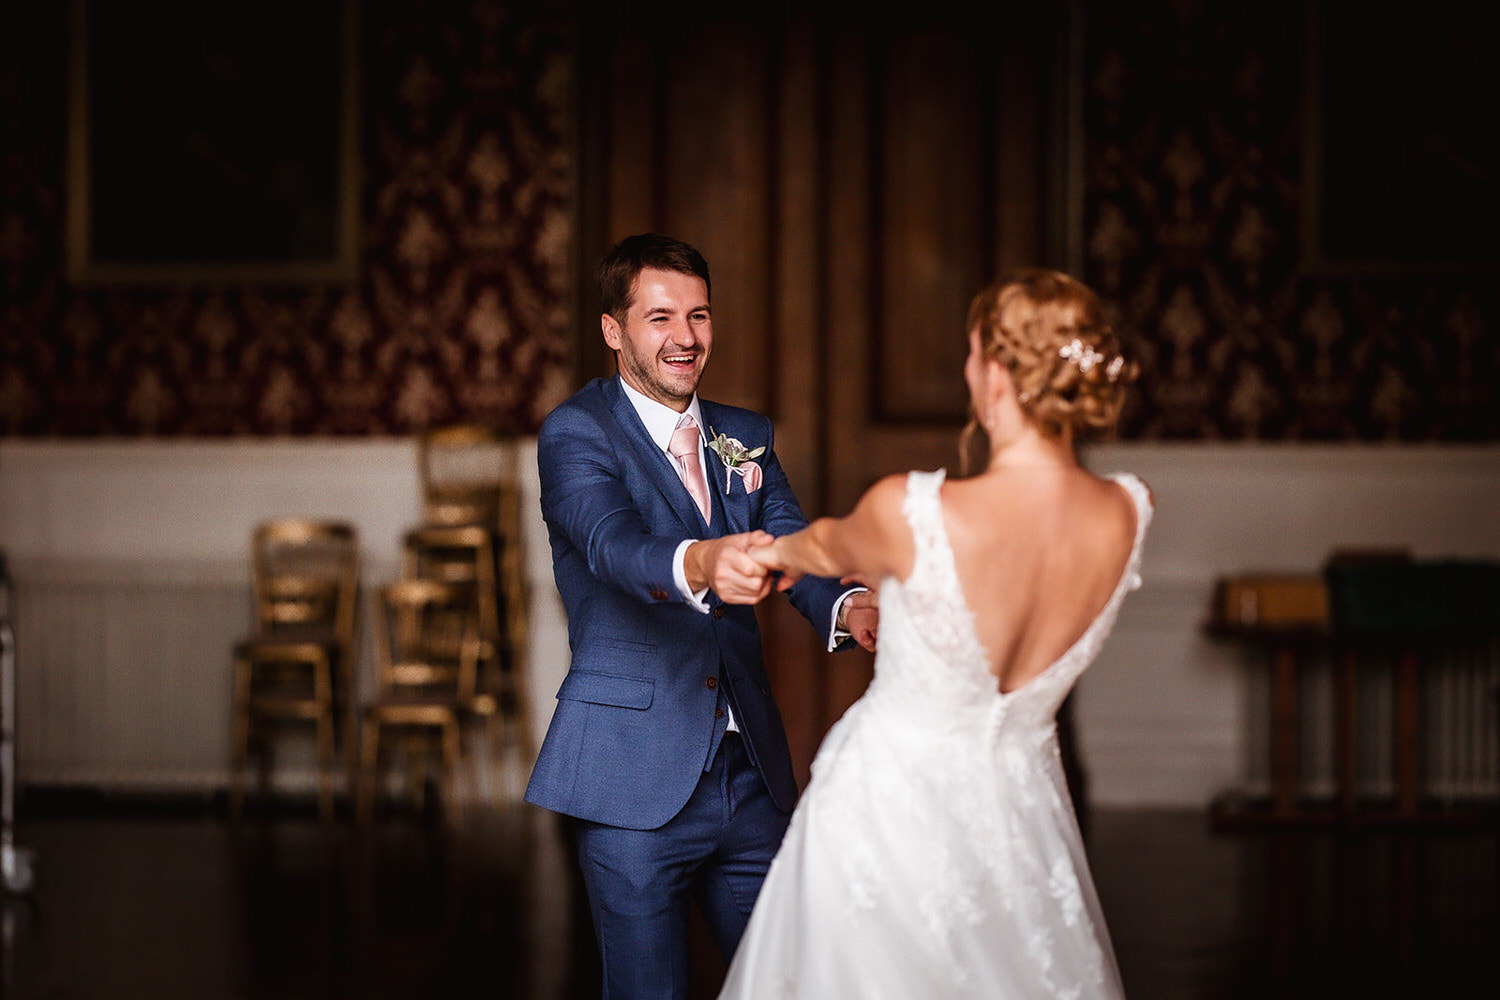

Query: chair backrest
[
  {"left": 417, "top": 424, "right": 517, "bottom": 528},
  {"left": 414, "top": 425, "right": 530, "bottom": 687},
  {"left": 251, "top": 520, "right": 359, "bottom": 645},
  {"left": 374, "top": 579, "right": 480, "bottom": 701},
  {"left": 401, "top": 524, "right": 496, "bottom": 586}
]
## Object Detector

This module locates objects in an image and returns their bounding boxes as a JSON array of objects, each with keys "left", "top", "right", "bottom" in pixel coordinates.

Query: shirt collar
[{"left": 618, "top": 376, "right": 705, "bottom": 453}]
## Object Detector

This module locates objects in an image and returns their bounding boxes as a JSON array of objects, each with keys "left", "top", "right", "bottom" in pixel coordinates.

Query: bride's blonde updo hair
[{"left": 960, "top": 268, "right": 1136, "bottom": 468}]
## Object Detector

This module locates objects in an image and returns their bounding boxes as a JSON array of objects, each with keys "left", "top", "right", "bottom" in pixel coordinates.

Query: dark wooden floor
[{"left": 3, "top": 796, "right": 1496, "bottom": 999}]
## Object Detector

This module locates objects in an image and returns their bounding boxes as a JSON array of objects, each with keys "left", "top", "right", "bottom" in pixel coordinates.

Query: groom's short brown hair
[{"left": 598, "top": 234, "right": 712, "bottom": 327}]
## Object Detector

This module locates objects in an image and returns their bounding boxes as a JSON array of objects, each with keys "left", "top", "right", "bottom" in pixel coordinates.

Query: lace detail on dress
[{"left": 896, "top": 469, "right": 992, "bottom": 689}]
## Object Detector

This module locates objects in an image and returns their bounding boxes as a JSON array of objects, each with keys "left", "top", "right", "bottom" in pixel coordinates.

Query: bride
[{"left": 720, "top": 269, "right": 1151, "bottom": 999}]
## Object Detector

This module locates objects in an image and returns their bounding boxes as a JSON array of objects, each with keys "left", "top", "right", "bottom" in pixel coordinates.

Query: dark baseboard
[{"left": 16, "top": 784, "right": 289, "bottom": 819}]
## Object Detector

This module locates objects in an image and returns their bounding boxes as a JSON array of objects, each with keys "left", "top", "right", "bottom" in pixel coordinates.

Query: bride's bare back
[{"left": 936, "top": 467, "right": 1137, "bottom": 692}]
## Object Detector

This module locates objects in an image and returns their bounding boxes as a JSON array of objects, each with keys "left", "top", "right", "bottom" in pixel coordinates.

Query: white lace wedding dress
[{"left": 719, "top": 469, "right": 1152, "bottom": 999}]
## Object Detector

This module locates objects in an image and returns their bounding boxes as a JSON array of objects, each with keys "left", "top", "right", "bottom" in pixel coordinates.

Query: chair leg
[
  {"left": 478, "top": 711, "right": 504, "bottom": 800},
  {"left": 337, "top": 658, "right": 358, "bottom": 809},
  {"left": 230, "top": 654, "right": 252, "bottom": 821},
  {"left": 442, "top": 719, "right": 463, "bottom": 825},
  {"left": 357, "top": 717, "right": 380, "bottom": 824},
  {"left": 256, "top": 734, "right": 275, "bottom": 805},
  {"left": 316, "top": 709, "right": 335, "bottom": 823},
  {"left": 342, "top": 705, "right": 359, "bottom": 810},
  {"left": 505, "top": 648, "right": 534, "bottom": 764},
  {"left": 405, "top": 733, "right": 427, "bottom": 814}
]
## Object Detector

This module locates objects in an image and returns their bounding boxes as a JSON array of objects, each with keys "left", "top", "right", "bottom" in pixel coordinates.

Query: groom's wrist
[
  {"left": 674, "top": 539, "right": 712, "bottom": 610},
  {"left": 828, "top": 587, "right": 863, "bottom": 650},
  {"left": 682, "top": 538, "right": 713, "bottom": 592}
]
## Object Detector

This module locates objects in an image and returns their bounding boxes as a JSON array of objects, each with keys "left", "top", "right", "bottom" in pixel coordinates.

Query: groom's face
[{"left": 602, "top": 267, "right": 713, "bottom": 411}]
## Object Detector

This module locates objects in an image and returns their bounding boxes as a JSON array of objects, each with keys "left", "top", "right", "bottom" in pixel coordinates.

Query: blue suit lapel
[
  {"left": 700, "top": 400, "right": 752, "bottom": 536},
  {"left": 604, "top": 378, "right": 713, "bottom": 538}
]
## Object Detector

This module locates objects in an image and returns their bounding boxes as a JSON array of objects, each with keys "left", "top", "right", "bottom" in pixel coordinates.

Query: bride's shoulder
[
  {"left": 867, "top": 468, "right": 949, "bottom": 511},
  {"left": 848, "top": 470, "right": 940, "bottom": 540},
  {"left": 856, "top": 472, "right": 914, "bottom": 517},
  {"left": 1101, "top": 471, "right": 1155, "bottom": 511}
]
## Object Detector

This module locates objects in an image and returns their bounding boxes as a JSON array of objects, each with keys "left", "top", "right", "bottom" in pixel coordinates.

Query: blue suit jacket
[{"left": 525, "top": 377, "right": 848, "bottom": 830}]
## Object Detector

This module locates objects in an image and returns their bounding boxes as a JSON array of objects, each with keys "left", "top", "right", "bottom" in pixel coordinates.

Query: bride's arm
[{"left": 754, "top": 473, "right": 913, "bottom": 590}]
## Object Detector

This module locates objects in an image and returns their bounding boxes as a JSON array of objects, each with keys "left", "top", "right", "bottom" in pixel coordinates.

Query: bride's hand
[
  {"left": 746, "top": 536, "right": 781, "bottom": 570},
  {"left": 748, "top": 537, "right": 805, "bottom": 591}
]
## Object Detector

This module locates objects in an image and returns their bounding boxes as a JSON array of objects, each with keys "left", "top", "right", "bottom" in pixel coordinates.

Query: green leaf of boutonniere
[{"left": 706, "top": 430, "right": 764, "bottom": 468}]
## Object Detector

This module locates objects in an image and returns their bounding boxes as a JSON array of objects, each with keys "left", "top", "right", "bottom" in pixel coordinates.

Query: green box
[{"left": 1323, "top": 559, "right": 1500, "bottom": 634}]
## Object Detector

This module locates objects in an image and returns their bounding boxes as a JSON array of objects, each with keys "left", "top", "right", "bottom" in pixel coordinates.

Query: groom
[{"left": 526, "top": 233, "right": 875, "bottom": 998}]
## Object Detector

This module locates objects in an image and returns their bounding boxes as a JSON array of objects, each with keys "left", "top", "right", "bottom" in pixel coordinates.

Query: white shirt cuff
[
  {"left": 827, "top": 587, "right": 865, "bottom": 651},
  {"left": 672, "top": 538, "right": 712, "bottom": 613}
]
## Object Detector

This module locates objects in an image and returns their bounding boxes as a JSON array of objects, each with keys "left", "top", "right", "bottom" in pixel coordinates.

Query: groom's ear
[{"left": 601, "top": 313, "right": 622, "bottom": 351}]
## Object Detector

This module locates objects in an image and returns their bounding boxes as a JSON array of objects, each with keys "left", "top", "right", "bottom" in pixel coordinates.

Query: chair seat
[
  {"left": 235, "top": 626, "right": 341, "bottom": 657},
  {"left": 246, "top": 694, "right": 330, "bottom": 719},
  {"left": 366, "top": 693, "right": 468, "bottom": 720}
]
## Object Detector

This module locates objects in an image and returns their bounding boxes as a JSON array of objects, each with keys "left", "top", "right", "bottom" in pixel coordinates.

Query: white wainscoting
[
  {"left": 2, "top": 440, "right": 1498, "bottom": 806},
  {"left": 1074, "top": 443, "right": 1500, "bottom": 806},
  {"left": 0, "top": 438, "right": 570, "bottom": 794}
]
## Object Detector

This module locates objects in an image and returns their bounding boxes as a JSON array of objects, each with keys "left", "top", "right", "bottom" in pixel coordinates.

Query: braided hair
[{"left": 959, "top": 268, "right": 1136, "bottom": 472}]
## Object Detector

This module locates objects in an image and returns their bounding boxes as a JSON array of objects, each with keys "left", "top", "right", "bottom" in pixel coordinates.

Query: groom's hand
[
  {"left": 840, "top": 588, "right": 880, "bottom": 653},
  {"left": 684, "top": 531, "right": 776, "bottom": 604}
]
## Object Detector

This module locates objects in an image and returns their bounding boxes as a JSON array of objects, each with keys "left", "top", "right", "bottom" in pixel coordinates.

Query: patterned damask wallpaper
[
  {"left": 1, "top": 2, "right": 1495, "bottom": 441},
  {"left": 0, "top": 0, "right": 576, "bottom": 436},
  {"left": 1083, "top": 1, "right": 1497, "bottom": 440}
]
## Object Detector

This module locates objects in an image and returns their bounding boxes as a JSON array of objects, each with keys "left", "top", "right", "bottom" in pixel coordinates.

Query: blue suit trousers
[{"left": 573, "top": 734, "right": 791, "bottom": 999}]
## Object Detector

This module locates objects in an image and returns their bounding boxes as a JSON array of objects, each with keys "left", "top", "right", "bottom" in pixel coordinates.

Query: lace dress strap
[
  {"left": 1107, "top": 472, "right": 1153, "bottom": 596},
  {"left": 900, "top": 469, "right": 950, "bottom": 580}
]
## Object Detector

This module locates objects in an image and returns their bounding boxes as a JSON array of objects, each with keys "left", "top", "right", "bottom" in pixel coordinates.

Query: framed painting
[
  {"left": 66, "top": 0, "right": 360, "bottom": 284},
  {"left": 1301, "top": 1, "right": 1500, "bottom": 274}
]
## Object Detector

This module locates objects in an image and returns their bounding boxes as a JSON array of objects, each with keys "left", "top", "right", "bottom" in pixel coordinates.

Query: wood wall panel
[
  {"left": 587, "top": 3, "right": 1060, "bottom": 775},
  {"left": 757, "top": 15, "right": 833, "bottom": 777},
  {"left": 877, "top": 26, "right": 991, "bottom": 422},
  {"left": 770, "top": 14, "right": 824, "bottom": 512},
  {"left": 667, "top": 20, "right": 775, "bottom": 415},
  {"left": 817, "top": 11, "right": 881, "bottom": 732}
]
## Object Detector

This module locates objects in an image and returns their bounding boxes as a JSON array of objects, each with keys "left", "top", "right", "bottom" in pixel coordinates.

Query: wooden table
[{"left": 1207, "top": 621, "right": 1497, "bottom": 829}]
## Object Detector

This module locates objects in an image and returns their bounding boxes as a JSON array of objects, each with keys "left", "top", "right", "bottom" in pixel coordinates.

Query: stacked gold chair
[
  {"left": 231, "top": 520, "right": 359, "bottom": 821},
  {"left": 356, "top": 579, "right": 482, "bottom": 823},
  {"left": 403, "top": 523, "right": 501, "bottom": 714},
  {"left": 412, "top": 425, "right": 533, "bottom": 767},
  {"left": 418, "top": 424, "right": 508, "bottom": 527}
]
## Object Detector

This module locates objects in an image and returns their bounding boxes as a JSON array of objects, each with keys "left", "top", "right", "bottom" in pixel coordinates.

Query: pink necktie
[{"left": 668, "top": 414, "right": 712, "bottom": 524}]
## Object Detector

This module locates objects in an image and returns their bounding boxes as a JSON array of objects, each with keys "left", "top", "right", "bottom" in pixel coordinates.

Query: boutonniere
[{"left": 706, "top": 429, "right": 765, "bottom": 494}]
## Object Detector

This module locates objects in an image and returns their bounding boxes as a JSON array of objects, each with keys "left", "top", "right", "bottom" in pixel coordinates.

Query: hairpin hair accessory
[
  {"left": 1059, "top": 338, "right": 1129, "bottom": 382},
  {"left": 1059, "top": 337, "right": 1104, "bottom": 374}
]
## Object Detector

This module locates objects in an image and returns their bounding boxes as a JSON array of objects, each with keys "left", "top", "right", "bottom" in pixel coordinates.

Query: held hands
[
  {"left": 685, "top": 531, "right": 807, "bottom": 605},
  {"left": 688, "top": 533, "right": 882, "bottom": 650},
  {"left": 748, "top": 543, "right": 881, "bottom": 652},
  {"left": 747, "top": 536, "right": 800, "bottom": 591},
  {"left": 684, "top": 531, "right": 778, "bottom": 605},
  {"left": 839, "top": 587, "right": 880, "bottom": 653}
]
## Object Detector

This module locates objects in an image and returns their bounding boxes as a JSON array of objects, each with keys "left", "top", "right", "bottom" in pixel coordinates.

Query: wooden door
[{"left": 580, "top": 1, "right": 1069, "bottom": 782}]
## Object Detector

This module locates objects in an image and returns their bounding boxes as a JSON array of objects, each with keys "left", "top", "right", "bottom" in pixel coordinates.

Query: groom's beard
[{"left": 617, "top": 345, "right": 709, "bottom": 409}]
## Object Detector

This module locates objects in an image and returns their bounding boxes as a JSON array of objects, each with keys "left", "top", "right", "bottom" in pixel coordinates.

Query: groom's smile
[{"left": 603, "top": 267, "right": 714, "bottom": 411}]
